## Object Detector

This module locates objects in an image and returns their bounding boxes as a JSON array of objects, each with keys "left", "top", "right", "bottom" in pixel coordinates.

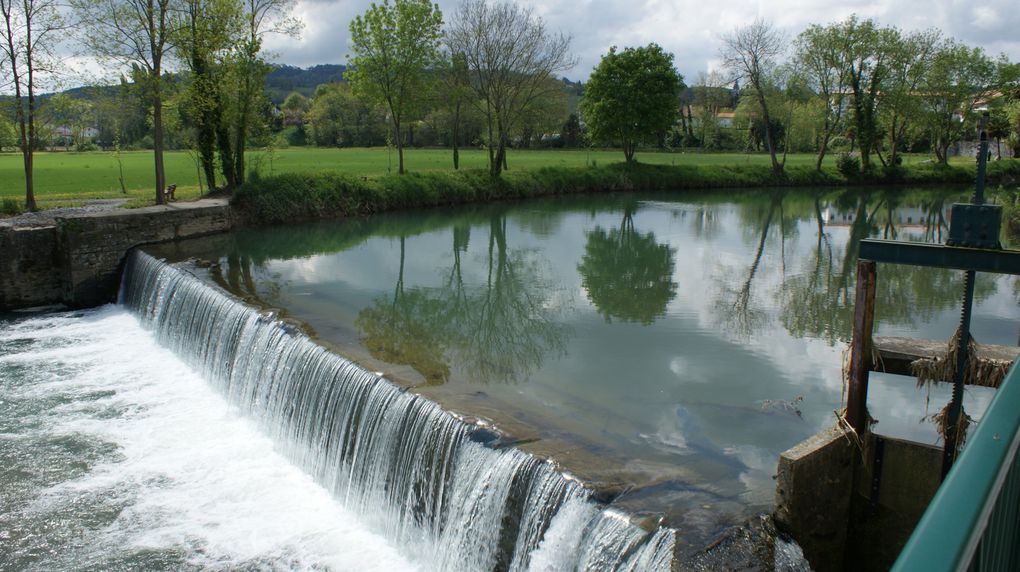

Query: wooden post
[{"left": 846, "top": 259, "right": 877, "bottom": 433}]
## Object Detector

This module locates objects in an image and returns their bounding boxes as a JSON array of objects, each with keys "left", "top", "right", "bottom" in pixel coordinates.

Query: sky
[{"left": 266, "top": 0, "right": 1020, "bottom": 83}]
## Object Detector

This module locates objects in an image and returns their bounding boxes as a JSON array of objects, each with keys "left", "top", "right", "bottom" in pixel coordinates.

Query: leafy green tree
[
  {"left": 839, "top": 16, "right": 899, "bottom": 173},
  {"left": 174, "top": 0, "right": 241, "bottom": 192},
  {"left": 346, "top": 0, "right": 444, "bottom": 175},
  {"left": 920, "top": 41, "right": 996, "bottom": 163},
  {"left": 878, "top": 29, "right": 941, "bottom": 167},
  {"left": 794, "top": 23, "right": 853, "bottom": 170},
  {"left": 217, "top": 0, "right": 300, "bottom": 188},
  {"left": 43, "top": 93, "right": 92, "bottom": 149},
  {"left": 579, "top": 44, "right": 684, "bottom": 163},
  {"left": 306, "top": 82, "right": 387, "bottom": 147},
  {"left": 432, "top": 51, "right": 474, "bottom": 168},
  {"left": 559, "top": 112, "right": 582, "bottom": 147}
]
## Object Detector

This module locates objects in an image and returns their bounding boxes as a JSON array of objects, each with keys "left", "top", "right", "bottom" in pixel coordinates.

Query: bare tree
[
  {"left": 0, "top": 0, "right": 64, "bottom": 211},
  {"left": 446, "top": 0, "right": 574, "bottom": 177},
  {"left": 721, "top": 18, "right": 786, "bottom": 177},
  {"left": 74, "top": 0, "right": 176, "bottom": 205}
]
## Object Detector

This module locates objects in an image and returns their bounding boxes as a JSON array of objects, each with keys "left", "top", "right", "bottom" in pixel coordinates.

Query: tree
[
  {"left": 446, "top": 0, "right": 574, "bottom": 177},
  {"left": 74, "top": 0, "right": 175, "bottom": 205},
  {"left": 794, "top": 23, "right": 852, "bottom": 171},
  {"left": 44, "top": 92, "right": 92, "bottom": 150},
  {"left": 878, "top": 29, "right": 941, "bottom": 167},
  {"left": 306, "top": 82, "right": 387, "bottom": 147},
  {"left": 515, "top": 75, "right": 567, "bottom": 148},
  {"left": 346, "top": 0, "right": 443, "bottom": 175},
  {"left": 836, "top": 15, "right": 899, "bottom": 173},
  {"left": 217, "top": 0, "right": 300, "bottom": 188},
  {"left": 1, "top": 0, "right": 64, "bottom": 210},
  {"left": 559, "top": 112, "right": 581, "bottom": 147},
  {"left": 434, "top": 51, "right": 473, "bottom": 168},
  {"left": 919, "top": 41, "right": 996, "bottom": 163},
  {"left": 580, "top": 44, "right": 684, "bottom": 163},
  {"left": 174, "top": 0, "right": 241, "bottom": 192},
  {"left": 721, "top": 19, "right": 786, "bottom": 176}
]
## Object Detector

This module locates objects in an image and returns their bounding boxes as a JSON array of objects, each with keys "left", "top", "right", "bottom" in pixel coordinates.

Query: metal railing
[{"left": 892, "top": 360, "right": 1020, "bottom": 572}]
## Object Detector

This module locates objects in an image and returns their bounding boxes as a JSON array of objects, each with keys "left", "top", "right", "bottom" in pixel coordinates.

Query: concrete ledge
[
  {"left": 775, "top": 426, "right": 857, "bottom": 572},
  {"left": 0, "top": 199, "right": 235, "bottom": 310}
]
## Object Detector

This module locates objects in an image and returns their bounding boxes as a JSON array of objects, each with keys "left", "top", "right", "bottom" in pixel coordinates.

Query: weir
[{"left": 120, "top": 249, "right": 676, "bottom": 571}]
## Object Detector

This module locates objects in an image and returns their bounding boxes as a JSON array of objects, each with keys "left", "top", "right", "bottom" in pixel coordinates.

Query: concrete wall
[
  {"left": 0, "top": 226, "right": 63, "bottom": 310},
  {"left": 775, "top": 428, "right": 945, "bottom": 572},
  {"left": 1, "top": 199, "right": 233, "bottom": 311}
]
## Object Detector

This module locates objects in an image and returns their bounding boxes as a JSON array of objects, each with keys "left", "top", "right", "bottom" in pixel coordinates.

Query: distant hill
[
  {"left": 266, "top": 64, "right": 347, "bottom": 103},
  {"left": 4, "top": 64, "right": 580, "bottom": 110}
]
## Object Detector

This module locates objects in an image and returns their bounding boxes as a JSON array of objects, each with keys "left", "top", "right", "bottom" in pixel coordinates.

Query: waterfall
[{"left": 121, "top": 250, "right": 676, "bottom": 571}]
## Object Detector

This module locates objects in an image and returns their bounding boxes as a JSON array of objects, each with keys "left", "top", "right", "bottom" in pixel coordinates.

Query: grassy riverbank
[
  {"left": 232, "top": 159, "right": 1020, "bottom": 224},
  {"left": 0, "top": 147, "right": 992, "bottom": 209}
]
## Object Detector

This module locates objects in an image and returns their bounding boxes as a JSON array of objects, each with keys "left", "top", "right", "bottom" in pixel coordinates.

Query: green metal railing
[{"left": 892, "top": 360, "right": 1020, "bottom": 572}]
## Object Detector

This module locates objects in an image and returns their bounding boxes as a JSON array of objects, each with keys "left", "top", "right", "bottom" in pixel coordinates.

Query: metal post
[
  {"left": 941, "top": 113, "right": 991, "bottom": 478},
  {"left": 847, "top": 259, "right": 877, "bottom": 433}
]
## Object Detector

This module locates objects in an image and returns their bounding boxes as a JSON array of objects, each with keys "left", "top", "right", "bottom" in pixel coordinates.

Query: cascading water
[{"left": 120, "top": 250, "right": 676, "bottom": 571}]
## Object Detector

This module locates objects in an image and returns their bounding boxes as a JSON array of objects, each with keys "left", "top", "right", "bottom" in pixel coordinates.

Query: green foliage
[
  {"left": 306, "top": 83, "right": 387, "bottom": 147},
  {"left": 231, "top": 162, "right": 845, "bottom": 224},
  {"left": 1, "top": 198, "right": 23, "bottom": 215},
  {"left": 346, "top": 0, "right": 444, "bottom": 174},
  {"left": 577, "top": 208, "right": 677, "bottom": 324},
  {"left": 1000, "top": 190, "right": 1020, "bottom": 237},
  {"left": 580, "top": 44, "right": 684, "bottom": 162},
  {"left": 836, "top": 152, "right": 860, "bottom": 179},
  {"left": 920, "top": 41, "right": 997, "bottom": 163},
  {"left": 0, "top": 114, "right": 17, "bottom": 150}
]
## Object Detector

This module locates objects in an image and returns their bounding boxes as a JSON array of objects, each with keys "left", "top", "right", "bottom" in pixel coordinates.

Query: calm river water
[{"left": 145, "top": 186, "right": 1019, "bottom": 529}]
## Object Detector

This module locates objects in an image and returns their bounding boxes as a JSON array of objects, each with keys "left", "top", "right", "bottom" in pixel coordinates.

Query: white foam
[{"left": 1, "top": 306, "right": 419, "bottom": 571}]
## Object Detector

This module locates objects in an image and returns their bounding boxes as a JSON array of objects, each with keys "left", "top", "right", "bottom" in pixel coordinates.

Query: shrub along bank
[{"left": 232, "top": 160, "right": 1020, "bottom": 225}]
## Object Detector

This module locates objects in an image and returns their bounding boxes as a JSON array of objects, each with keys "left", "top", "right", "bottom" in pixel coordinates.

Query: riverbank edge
[{"left": 231, "top": 160, "right": 1020, "bottom": 225}]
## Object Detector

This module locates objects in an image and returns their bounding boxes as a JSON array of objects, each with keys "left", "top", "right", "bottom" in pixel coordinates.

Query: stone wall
[
  {"left": 0, "top": 226, "right": 62, "bottom": 310},
  {"left": 1, "top": 199, "right": 234, "bottom": 311}
]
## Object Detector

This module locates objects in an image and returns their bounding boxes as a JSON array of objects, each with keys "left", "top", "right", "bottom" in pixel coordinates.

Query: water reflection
[
  {"left": 578, "top": 201, "right": 678, "bottom": 325},
  {"left": 355, "top": 214, "right": 569, "bottom": 385},
  {"left": 144, "top": 186, "right": 1020, "bottom": 528}
]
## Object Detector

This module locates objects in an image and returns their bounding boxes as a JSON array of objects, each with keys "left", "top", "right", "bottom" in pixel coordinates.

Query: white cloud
[{"left": 268, "top": 0, "right": 1020, "bottom": 81}]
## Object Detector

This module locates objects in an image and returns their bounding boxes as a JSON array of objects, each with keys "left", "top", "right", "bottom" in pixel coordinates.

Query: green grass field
[{"left": 0, "top": 146, "right": 969, "bottom": 210}]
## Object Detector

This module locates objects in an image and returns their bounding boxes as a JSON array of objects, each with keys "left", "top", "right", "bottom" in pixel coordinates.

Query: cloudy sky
[{"left": 266, "top": 0, "right": 1020, "bottom": 82}]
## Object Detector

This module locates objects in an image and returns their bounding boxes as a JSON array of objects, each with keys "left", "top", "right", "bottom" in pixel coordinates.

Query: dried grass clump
[
  {"left": 910, "top": 328, "right": 1011, "bottom": 390},
  {"left": 924, "top": 401, "right": 974, "bottom": 455}
]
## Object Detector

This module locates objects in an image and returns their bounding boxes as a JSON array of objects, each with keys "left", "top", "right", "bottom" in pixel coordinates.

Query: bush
[
  {"left": 230, "top": 158, "right": 1020, "bottom": 225},
  {"left": 836, "top": 152, "right": 860, "bottom": 180},
  {"left": 1, "top": 198, "right": 23, "bottom": 216}
]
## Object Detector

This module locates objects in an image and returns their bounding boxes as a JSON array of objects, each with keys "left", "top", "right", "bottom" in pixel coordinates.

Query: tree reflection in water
[
  {"left": 355, "top": 214, "right": 569, "bottom": 386},
  {"left": 577, "top": 202, "right": 678, "bottom": 325}
]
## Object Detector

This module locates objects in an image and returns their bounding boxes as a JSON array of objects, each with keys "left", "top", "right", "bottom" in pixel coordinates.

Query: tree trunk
[
  {"left": 452, "top": 102, "right": 461, "bottom": 170},
  {"left": 815, "top": 133, "right": 830, "bottom": 172},
  {"left": 153, "top": 84, "right": 166, "bottom": 205},
  {"left": 394, "top": 117, "right": 404, "bottom": 175},
  {"left": 759, "top": 101, "right": 782, "bottom": 177},
  {"left": 217, "top": 124, "right": 236, "bottom": 189}
]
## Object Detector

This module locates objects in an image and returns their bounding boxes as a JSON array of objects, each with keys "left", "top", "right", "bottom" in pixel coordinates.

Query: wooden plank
[{"left": 870, "top": 336, "right": 1018, "bottom": 380}]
